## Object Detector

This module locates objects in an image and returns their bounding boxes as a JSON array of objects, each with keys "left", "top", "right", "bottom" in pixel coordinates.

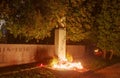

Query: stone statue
[
  {"left": 0, "top": 19, "right": 5, "bottom": 30},
  {"left": 56, "top": 16, "right": 66, "bottom": 28}
]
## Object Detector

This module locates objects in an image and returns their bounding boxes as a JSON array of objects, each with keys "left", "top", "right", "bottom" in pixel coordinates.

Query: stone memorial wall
[{"left": 0, "top": 44, "right": 85, "bottom": 67}]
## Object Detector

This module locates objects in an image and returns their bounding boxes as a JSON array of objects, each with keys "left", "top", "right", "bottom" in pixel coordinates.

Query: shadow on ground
[{"left": 48, "top": 69, "right": 106, "bottom": 78}]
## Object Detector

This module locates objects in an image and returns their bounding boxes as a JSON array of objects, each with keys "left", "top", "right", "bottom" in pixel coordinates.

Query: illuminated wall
[{"left": 0, "top": 44, "right": 85, "bottom": 67}]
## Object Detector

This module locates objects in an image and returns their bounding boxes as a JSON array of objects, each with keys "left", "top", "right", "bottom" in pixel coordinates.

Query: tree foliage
[
  {"left": 94, "top": 0, "right": 120, "bottom": 55},
  {"left": 66, "top": 0, "right": 91, "bottom": 41},
  {"left": 0, "top": 0, "right": 91, "bottom": 42},
  {"left": 0, "top": 0, "right": 55, "bottom": 42},
  {"left": 0, "top": 0, "right": 120, "bottom": 56}
]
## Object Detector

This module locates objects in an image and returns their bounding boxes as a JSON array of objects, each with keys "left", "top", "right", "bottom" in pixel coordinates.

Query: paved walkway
[
  {"left": 0, "top": 63, "right": 120, "bottom": 78},
  {"left": 81, "top": 63, "right": 120, "bottom": 78},
  {"left": 96, "top": 63, "right": 120, "bottom": 78},
  {"left": 51, "top": 63, "right": 120, "bottom": 78}
]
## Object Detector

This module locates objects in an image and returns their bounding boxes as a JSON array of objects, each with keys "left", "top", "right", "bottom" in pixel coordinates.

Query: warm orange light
[
  {"left": 51, "top": 54, "right": 83, "bottom": 70},
  {"left": 53, "top": 61, "right": 83, "bottom": 70}
]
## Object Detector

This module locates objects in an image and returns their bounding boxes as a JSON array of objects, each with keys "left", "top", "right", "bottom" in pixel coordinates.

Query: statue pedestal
[{"left": 55, "top": 28, "right": 66, "bottom": 60}]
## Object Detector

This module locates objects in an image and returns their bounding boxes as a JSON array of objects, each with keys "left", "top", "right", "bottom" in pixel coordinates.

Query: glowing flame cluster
[{"left": 51, "top": 57, "right": 83, "bottom": 70}]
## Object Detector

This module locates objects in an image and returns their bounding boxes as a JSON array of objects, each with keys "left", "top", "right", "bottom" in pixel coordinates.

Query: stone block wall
[{"left": 0, "top": 44, "right": 85, "bottom": 67}]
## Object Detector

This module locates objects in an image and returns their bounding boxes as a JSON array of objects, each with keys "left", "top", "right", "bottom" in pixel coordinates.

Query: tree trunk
[
  {"left": 103, "top": 50, "right": 107, "bottom": 59},
  {"left": 109, "top": 50, "right": 114, "bottom": 60}
]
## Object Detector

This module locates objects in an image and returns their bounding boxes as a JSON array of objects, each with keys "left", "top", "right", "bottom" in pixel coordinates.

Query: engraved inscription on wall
[{"left": 0, "top": 44, "right": 37, "bottom": 64}]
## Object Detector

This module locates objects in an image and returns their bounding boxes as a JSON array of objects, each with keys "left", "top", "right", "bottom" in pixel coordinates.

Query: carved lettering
[
  {"left": 26, "top": 47, "right": 29, "bottom": 51},
  {"left": 14, "top": 48, "right": 17, "bottom": 52},
  {"left": 19, "top": 48, "right": 23, "bottom": 52},
  {"left": 0, "top": 47, "right": 1, "bottom": 52},
  {"left": 3, "top": 47, "right": 5, "bottom": 52},
  {"left": 7, "top": 48, "right": 11, "bottom": 52}
]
